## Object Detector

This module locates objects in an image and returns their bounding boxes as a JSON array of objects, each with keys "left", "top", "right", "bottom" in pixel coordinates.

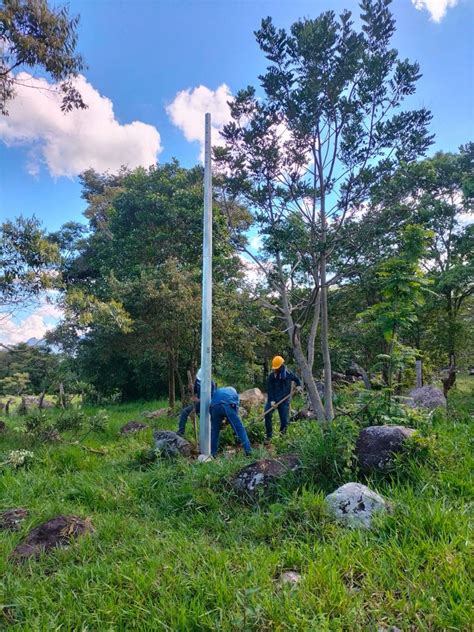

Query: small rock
[
  {"left": 153, "top": 430, "right": 193, "bottom": 457},
  {"left": 325, "top": 482, "right": 387, "bottom": 529},
  {"left": 279, "top": 570, "right": 302, "bottom": 585},
  {"left": 239, "top": 406, "right": 248, "bottom": 419},
  {"left": 119, "top": 420, "right": 149, "bottom": 435},
  {"left": 0, "top": 420, "right": 5, "bottom": 433},
  {"left": 407, "top": 385, "right": 446, "bottom": 410},
  {"left": 143, "top": 408, "right": 170, "bottom": 419},
  {"left": 231, "top": 454, "right": 300, "bottom": 498},
  {"left": 0, "top": 508, "right": 29, "bottom": 531},
  {"left": 11, "top": 515, "right": 94, "bottom": 559},
  {"left": 239, "top": 388, "right": 266, "bottom": 411},
  {"left": 356, "top": 425, "right": 416, "bottom": 472}
]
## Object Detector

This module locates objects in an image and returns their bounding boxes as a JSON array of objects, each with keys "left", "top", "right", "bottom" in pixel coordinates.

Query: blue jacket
[
  {"left": 211, "top": 386, "right": 240, "bottom": 408},
  {"left": 195, "top": 378, "right": 216, "bottom": 399},
  {"left": 267, "top": 366, "right": 300, "bottom": 402}
]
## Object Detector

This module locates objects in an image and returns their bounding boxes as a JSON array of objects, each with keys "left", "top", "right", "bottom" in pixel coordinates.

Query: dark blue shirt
[
  {"left": 267, "top": 367, "right": 300, "bottom": 402},
  {"left": 211, "top": 386, "right": 240, "bottom": 408},
  {"left": 194, "top": 379, "right": 216, "bottom": 399}
]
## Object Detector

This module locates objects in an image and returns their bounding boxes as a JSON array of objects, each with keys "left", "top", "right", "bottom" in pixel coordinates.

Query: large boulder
[
  {"left": 407, "top": 385, "right": 446, "bottom": 410},
  {"left": 11, "top": 515, "right": 94, "bottom": 559},
  {"left": 153, "top": 430, "right": 192, "bottom": 457},
  {"left": 325, "top": 483, "right": 388, "bottom": 529},
  {"left": 239, "top": 388, "right": 266, "bottom": 411},
  {"left": 230, "top": 454, "right": 300, "bottom": 498},
  {"left": 356, "top": 425, "right": 416, "bottom": 472},
  {"left": 0, "top": 508, "right": 29, "bottom": 531}
]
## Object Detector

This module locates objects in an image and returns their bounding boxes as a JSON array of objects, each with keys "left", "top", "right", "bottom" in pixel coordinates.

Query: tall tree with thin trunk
[{"left": 215, "top": 0, "right": 433, "bottom": 421}]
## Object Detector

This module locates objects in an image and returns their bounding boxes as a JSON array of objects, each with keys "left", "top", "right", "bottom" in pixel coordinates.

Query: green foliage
[
  {"left": 0, "top": 0, "right": 86, "bottom": 115},
  {"left": 0, "top": 371, "right": 30, "bottom": 395},
  {"left": 0, "top": 216, "right": 59, "bottom": 308}
]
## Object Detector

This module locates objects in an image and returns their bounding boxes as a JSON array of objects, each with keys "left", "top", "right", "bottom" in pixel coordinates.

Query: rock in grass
[
  {"left": 0, "top": 508, "right": 29, "bottom": 531},
  {"left": 0, "top": 420, "right": 5, "bottom": 433},
  {"left": 11, "top": 515, "right": 94, "bottom": 559},
  {"left": 279, "top": 570, "right": 302, "bottom": 586},
  {"left": 239, "top": 388, "right": 265, "bottom": 411},
  {"left": 356, "top": 425, "right": 416, "bottom": 472},
  {"left": 325, "top": 483, "right": 387, "bottom": 529},
  {"left": 153, "top": 430, "right": 192, "bottom": 457},
  {"left": 407, "top": 385, "right": 446, "bottom": 410},
  {"left": 231, "top": 454, "right": 300, "bottom": 498},
  {"left": 143, "top": 408, "right": 170, "bottom": 419},
  {"left": 119, "top": 420, "right": 149, "bottom": 435}
]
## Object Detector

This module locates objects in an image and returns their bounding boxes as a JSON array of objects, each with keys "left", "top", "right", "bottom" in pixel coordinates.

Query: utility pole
[{"left": 199, "top": 113, "right": 212, "bottom": 456}]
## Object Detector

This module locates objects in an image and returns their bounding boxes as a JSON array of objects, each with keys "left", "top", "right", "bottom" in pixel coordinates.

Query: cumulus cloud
[
  {"left": 412, "top": 0, "right": 459, "bottom": 22},
  {"left": 166, "top": 84, "right": 233, "bottom": 161},
  {"left": 0, "top": 73, "right": 162, "bottom": 177},
  {"left": 0, "top": 302, "right": 62, "bottom": 346}
]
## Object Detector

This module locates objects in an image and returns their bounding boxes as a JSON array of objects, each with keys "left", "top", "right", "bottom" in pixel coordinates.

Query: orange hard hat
[{"left": 271, "top": 355, "right": 285, "bottom": 370}]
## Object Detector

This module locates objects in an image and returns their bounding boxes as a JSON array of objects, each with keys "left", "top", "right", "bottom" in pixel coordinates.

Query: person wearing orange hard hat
[{"left": 264, "top": 355, "right": 301, "bottom": 441}]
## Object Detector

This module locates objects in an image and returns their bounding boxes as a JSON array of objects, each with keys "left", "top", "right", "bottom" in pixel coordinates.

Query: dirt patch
[
  {"left": 0, "top": 508, "right": 29, "bottom": 531},
  {"left": 11, "top": 515, "right": 94, "bottom": 560}
]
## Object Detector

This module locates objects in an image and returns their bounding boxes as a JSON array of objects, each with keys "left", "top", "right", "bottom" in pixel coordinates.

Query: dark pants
[
  {"left": 264, "top": 399, "right": 290, "bottom": 439},
  {"left": 210, "top": 402, "right": 252, "bottom": 457},
  {"left": 178, "top": 403, "right": 199, "bottom": 435}
]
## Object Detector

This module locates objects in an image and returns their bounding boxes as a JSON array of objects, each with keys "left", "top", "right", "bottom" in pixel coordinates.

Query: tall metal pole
[{"left": 199, "top": 113, "right": 212, "bottom": 456}]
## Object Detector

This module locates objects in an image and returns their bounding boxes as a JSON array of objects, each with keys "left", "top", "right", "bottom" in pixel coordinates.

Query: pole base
[{"left": 197, "top": 454, "right": 213, "bottom": 463}]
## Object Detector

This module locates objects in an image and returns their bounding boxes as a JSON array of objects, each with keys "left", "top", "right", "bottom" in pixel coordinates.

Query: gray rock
[
  {"left": 407, "top": 385, "right": 446, "bottom": 410},
  {"left": 356, "top": 425, "right": 416, "bottom": 472},
  {"left": 325, "top": 482, "right": 387, "bottom": 529},
  {"left": 153, "top": 430, "right": 192, "bottom": 457},
  {"left": 239, "top": 406, "right": 248, "bottom": 419},
  {"left": 0, "top": 508, "right": 29, "bottom": 531},
  {"left": 279, "top": 570, "right": 302, "bottom": 586},
  {"left": 231, "top": 454, "right": 300, "bottom": 498},
  {"left": 143, "top": 408, "right": 170, "bottom": 419},
  {"left": 120, "top": 420, "right": 149, "bottom": 435},
  {"left": 239, "top": 388, "right": 266, "bottom": 411}
]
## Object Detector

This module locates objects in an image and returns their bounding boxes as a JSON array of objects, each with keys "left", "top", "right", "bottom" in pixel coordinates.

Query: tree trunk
[
  {"left": 319, "top": 253, "right": 334, "bottom": 420},
  {"left": 307, "top": 291, "right": 321, "bottom": 373},
  {"left": 415, "top": 359, "right": 423, "bottom": 388},
  {"left": 59, "top": 382, "right": 65, "bottom": 409},
  {"left": 168, "top": 354, "right": 176, "bottom": 409},
  {"left": 175, "top": 364, "right": 185, "bottom": 405},
  {"left": 38, "top": 391, "right": 46, "bottom": 409}
]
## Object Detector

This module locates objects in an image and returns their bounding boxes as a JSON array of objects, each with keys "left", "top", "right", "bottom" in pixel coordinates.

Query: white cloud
[
  {"left": 0, "top": 73, "right": 162, "bottom": 177},
  {"left": 412, "top": 0, "right": 459, "bottom": 22},
  {"left": 0, "top": 302, "right": 62, "bottom": 346},
  {"left": 166, "top": 84, "right": 233, "bottom": 161}
]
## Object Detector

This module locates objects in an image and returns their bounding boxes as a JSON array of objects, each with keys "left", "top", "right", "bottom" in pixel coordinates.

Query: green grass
[{"left": 0, "top": 382, "right": 473, "bottom": 630}]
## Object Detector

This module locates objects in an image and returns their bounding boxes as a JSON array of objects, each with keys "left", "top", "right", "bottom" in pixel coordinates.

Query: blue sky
[{"left": 0, "top": 0, "right": 473, "bottom": 343}]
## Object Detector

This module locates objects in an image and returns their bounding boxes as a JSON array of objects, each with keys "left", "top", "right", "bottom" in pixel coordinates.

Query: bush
[{"left": 280, "top": 416, "right": 359, "bottom": 493}]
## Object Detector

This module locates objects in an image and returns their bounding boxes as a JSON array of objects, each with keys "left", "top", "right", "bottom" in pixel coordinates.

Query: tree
[
  {"left": 366, "top": 145, "right": 474, "bottom": 374},
  {"left": 0, "top": 216, "right": 59, "bottom": 311},
  {"left": 358, "top": 225, "right": 433, "bottom": 400},
  {"left": 54, "top": 162, "right": 252, "bottom": 403},
  {"left": 215, "top": 0, "right": 432, "bottom": 421},
  {"left": 0, "top": 0, "right": 86, "bottom": 115}
]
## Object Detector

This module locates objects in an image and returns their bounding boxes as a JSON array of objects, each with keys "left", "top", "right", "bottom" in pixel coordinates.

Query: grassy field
[{"left": 0, "top": 380, "right": 473, "bottom": 631}]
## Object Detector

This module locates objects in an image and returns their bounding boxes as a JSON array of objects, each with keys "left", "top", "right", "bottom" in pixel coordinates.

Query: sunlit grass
[{"left": 0, "top": 381, "right": 472, "bottom": 630}]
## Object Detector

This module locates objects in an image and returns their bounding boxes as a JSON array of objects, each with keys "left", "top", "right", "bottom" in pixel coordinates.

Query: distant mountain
[{"left": 25, "top": 337, "right": 47, "bottom": 347}]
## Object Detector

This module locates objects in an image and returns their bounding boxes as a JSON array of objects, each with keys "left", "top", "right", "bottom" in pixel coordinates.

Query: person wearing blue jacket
[
  {"left": 265, "top": 355, "right": 301, "bottom": 440},
  {"left": 210, "top": 386, "right": 252, "bottom": 457},
  {"left": 178, "top": 368, "right": 216, "bottom": 437}
]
